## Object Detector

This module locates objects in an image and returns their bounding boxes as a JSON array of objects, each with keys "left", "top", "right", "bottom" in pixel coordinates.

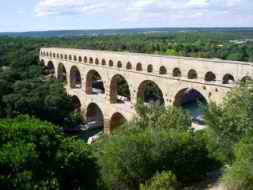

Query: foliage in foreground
[
  {"left": 221, "top": 132, "right": 253, "bottom": 190},
  {"left": 96, "top": 105, "right": 215, "bottom": 190},
  {"left": 0, "top": 115, "right": 99, "bottom": 190},
  {"left": 140, "top": 171, "right": 180, "bottom": 190},
  {"left": 205, "top": 82, "right": 253, "bottom": 163}
]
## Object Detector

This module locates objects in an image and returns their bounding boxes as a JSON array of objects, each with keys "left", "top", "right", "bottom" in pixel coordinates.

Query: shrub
[
  {"left": 96, "top": 128, "right": 213, "bottom": 190},
  {"left": 222, "top": 133, "right": 253, "bottom": 190},
  {"left": 205, "top": 82, "right": 253, "bottom": 163},
  {"left": 135, "top": 103, "right": 192, "bottom": 131},
  {"left": 0, "top": 115, "right": 99, "bottom": 190},
  {"left": 140, "top": 171, "right": 181, "bottom": 190}
]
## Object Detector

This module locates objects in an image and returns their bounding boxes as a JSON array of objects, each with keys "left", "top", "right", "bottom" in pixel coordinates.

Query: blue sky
[{"left": 1, "top": 0, "right": 253, "bottom": 32}]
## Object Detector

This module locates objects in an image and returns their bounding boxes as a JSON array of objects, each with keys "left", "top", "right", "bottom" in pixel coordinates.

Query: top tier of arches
[{"left": 41, "top": 49, "right": 250, "bottom": 86}]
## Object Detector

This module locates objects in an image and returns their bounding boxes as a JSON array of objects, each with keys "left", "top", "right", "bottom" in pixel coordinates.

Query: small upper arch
[
  {"left": 126, "top": 62, "right": 132, "bottom": 70},
  {"left": 241, "top": 76, "right": 252, "bottom": 83},
  {"left": 117, "top": 61, "right": 122, "bottom": 68},
  {"left": 136, "top": 63, "right": 143, "bottom": 71},
  {"left": 95, "top": 58, "right": 99, "bottom": 65},
  {"left": 89, "top": 57, "right": 94, "bottom": 64},
  {"left": 159, "top": 66, "right": 167, "bottom": 75},
  {"left": 147, "top": 65, "right": 153, "bottom": 73},
  {"left": 223, "top": 74, "right": 235, "bottom": 84},
  {"left": 79, "top": 56, "right": 82, "bottom": 62},
  {"left": 109, "top": 60, "right": 114, "bottom": 67},
  {"left": 84, "top": 56, "right": 88, "bottom": 63},
  {"left": 173, "top": 68, "right": 182, "bottom": 77},
  {"left": 102, "top": 59, "right": 106, "bottom": 65},
  {"left": 205, "top": 71, "right": 216, "bottom": 82},
  {"left": 188, "top": 69, "right": 198, "bottom": 79}
]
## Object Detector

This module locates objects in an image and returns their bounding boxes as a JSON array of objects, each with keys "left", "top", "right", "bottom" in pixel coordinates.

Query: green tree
[
  {"left": 0, "top": 115, "right": 99, "bottom": 190},
  {"left": 205, "top": 82, "right": 253, "bottom": 163}
]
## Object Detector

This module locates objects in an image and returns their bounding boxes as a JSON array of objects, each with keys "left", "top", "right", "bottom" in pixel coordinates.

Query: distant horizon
[{"left": 1, "top": 26, "right": 253, "bottom": 34}]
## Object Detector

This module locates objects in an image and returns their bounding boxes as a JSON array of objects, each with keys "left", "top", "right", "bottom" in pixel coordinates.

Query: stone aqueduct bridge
[{"left": 40, "top": 47, "right": 253, "bottom": 134}]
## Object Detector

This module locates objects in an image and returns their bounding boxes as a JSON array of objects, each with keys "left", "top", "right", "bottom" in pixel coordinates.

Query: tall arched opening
[
  {"left": 110, "top": 112, "right": 127, "bottom": 132},
  {"left": 86, "top": 103, "right": 104, "bottom": 129},
  {"left": 110, "top": 74, "right": 131, "bottom": 104},
  {"left": 86, "top": 70, "right": 105, "bottom": 95},
  {"left": 174, "top": 88, "right": 207, "bottom": 125},
  {"left": 57, "top": 63, "right": 67, "bottom": 83},
  {"left": 137, "top": 80, "right": 164, "bottom": 105},
  {"left": 72, "top": 95, "right": 81, "bottom": 112},
  {"left": 47, "top": 61, "right": 55, "bottom": 75},
  {"left": 70, "top": 66, "right": 82, "bottom": 89}
]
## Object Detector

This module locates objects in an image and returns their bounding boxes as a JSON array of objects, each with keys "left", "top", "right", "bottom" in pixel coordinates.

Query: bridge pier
[{"left": 104, "top": 119, "right": 111, "bottom": 135}]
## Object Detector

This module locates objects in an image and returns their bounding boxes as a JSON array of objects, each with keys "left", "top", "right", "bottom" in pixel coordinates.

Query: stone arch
[
  {"left": 174, "top": 88, "right": 207, "bottom": 124},
  {"left": 72, "top": 95, "right": 81, "bottom": 112},
  {"left": 89, "top": 57, "right": 94, "bottom": 64},
  {"left": 47, "top": 61, "right": 55, "bottom": 74},
  {"left": 159, "top": 66, "right": 167, "bottom": 75},
  {"left": 56, "top": 53, "right": 59, "bottom": 59},
  {"left": 57, "top": 63, "right": 67, "bottom": 83},
  {"left": 70, "top": 66, "right": 82, "bottom": 89},
  {"left": 73, "top": 55, "right": 77, "bottom": 61},
  {"left": 110, "top": 112, "right": 127, "bottom": 132},
  {"left": 147, "top": 65, "right": 153, "bottom": 73},
  {"left": 117, "top": 61, "right": 122, "bottom": 68},
  {"left": 102, "top": 59, "right": 106, "bottom": 65},
  {"left": 110, "top": 74, "right": 131, "bottom": 104},
  {"left": 86, "top": 103, "right": 104, "bottom": 129},
  {"left": 188, "top": 69, "right": 198, "bottom": 79},
  {"left": 95, "top": 58, "right": 99, "bottom": 65},
  {"left": 126, "top": 62, "right": 132, "bottom": 70},
  {"left": 223, "top": 74, "right": 235, "bottom": 84},
  {"left": 69, "top": 55, "right": 72, "bottom": 61},
  {"left": 205, "top": 71, "right": 216, "bottom": 82},
  {"left": 86, "top": 70, "right": 105, "bottom": 95},
  {"left": 60, "top": 54, "right": 64, "bottom": 59},
  {"left": 53, "top": 53, "right": 56, "bottom": 58},
  {"left": 137, "top": 80, "right": 164, "bottom": 105},
  {"left": 173, "top": 68, "right": 182, "bottom": 77},
  {"left": 136, "top": 63, "right": 143, "bottom": 71},
  {"left": 84, "top": 56, "right": 88, "bottom": 63},
  {"left": 241, "top": 76, "right": 252, "bottom": 83},
  {"left": 109, "top": 60, "right": 114, "bottom": 67},
  {"left": 79, "top": 56, "right": 82, "bottom": 62}
]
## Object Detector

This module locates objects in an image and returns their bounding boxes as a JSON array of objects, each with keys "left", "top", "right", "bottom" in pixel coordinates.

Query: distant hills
[{"left": 1, "top": 27, "right": 253, "bottom": 38}]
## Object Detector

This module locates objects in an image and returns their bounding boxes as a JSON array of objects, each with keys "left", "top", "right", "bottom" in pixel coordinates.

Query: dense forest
[{"left": 1, "top": 31, "right": 253, "bottom": 190}]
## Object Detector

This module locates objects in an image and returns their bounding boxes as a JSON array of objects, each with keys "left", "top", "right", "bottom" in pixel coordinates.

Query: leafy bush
[
  {"left": 140, "top": 171, "right": 181, "bottom": 190},
  {"left": 205, "top": 82, "right": 253, "bottom": 163},
  {"left": 96, "top": 127, "right": 213, "bottom": 190},
  {"left": 0, "top": 115, "right": 99, "bottom": 190},
  {"left": 135, "top": 103, "right": 192, "bottom": 131},
  {"left": 222, "top": 133, "right": 253, "bottom": 190}
]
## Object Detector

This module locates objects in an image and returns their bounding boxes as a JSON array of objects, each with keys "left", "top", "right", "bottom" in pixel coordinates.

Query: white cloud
[
  {"left": 35, "top": 0, "right": 106, "bottom": 16},
  {"left": 34, "top": 0, "right": 253, "bottom": 27}
]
